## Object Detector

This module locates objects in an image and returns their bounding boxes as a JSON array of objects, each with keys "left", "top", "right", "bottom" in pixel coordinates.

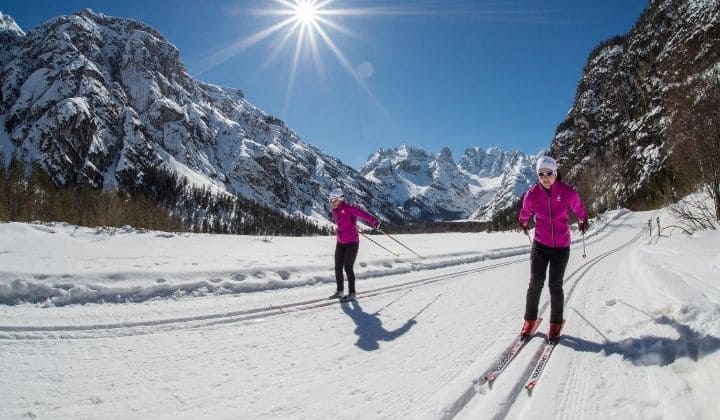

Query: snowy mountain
[
  {"left": 361, "top": 144, "right": 537, "bottom": 221},
  {"left": 0, "top": 9, "right": 405, "bottom": 225},
  {"left": 551, "top": 0, "right": 720, "bottom": 213}
]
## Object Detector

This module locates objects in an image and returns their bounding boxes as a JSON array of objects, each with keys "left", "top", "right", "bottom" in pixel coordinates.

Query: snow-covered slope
[
  {"left": 1, "top": 207, "right": 718, "bottom": 419},
  {"left": 361, "top": 145, "right": 537, "bottom": 221},
  {"left": 0, "top": 9, "right": 404, "bottom": 224}
]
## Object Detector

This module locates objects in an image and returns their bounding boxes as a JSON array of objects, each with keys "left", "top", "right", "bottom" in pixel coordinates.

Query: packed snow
[{"left": 1, "top": 207, "right": 718, "bottom": 419}]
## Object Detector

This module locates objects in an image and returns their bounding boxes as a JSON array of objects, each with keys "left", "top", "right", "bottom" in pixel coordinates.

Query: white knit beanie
[
  {"left": 536, "top": 156, "right": 558, "bottom": 173},
  {"left": 328, "top": 188, "right": 344, "bottom": 201}
]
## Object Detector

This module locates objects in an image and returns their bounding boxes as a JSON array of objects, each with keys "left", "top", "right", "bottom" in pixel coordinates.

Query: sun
[
  {"left": 294, "top": 1, "right": 319, "bottom": 24},
  {"left": 243, "top": 0, "right": 382, "bottom": 115},
  {"left": 200, "top": 0, "right": 394, "bottom": 116}
]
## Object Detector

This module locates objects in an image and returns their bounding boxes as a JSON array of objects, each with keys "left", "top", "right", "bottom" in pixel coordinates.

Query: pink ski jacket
[
  {"left": 519, "top": 181, "right": 587, "bottom": 248},
  {"left": 332, "top": 202, "right": 379, "bottom": 244}
]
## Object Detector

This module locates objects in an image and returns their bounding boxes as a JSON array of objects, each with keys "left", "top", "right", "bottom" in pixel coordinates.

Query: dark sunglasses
[{"left": 537, "top": 171, "right": 555, "bottom": 177}]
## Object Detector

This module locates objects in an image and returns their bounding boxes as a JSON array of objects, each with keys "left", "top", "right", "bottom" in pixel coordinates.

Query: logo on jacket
[{"left": 556, "top": 195, "right": 562, "bottom": 202}]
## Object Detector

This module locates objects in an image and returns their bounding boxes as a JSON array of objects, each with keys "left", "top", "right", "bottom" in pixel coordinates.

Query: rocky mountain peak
[
  {"left": 0, "top": 12, "right": 24, "bottom": 37},
  {"left": 552, "top": 0, "right": 720, "bottom": 213},
  {"left": 0, "top": 10, "right": 405, "bottom": 227},
  {"left": 362, "top": 145, "right": 537, "bottom": 222}
]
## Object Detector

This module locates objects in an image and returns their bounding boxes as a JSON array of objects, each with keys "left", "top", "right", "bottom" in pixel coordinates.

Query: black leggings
[
  {"left": 524, "top": 241, "right": 570, "bottom": 324},
  {"left": 335, "top": 242, "right": 360, "bottom": 293}
]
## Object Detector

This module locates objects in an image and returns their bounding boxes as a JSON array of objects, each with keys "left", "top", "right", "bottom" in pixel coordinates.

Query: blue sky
[{"left": 2, "top": 0, "right": 648, "bottom": 168}]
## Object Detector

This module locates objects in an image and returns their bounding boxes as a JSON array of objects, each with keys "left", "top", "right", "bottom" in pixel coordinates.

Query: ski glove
[
  {"left": 578, "top": 220, "right": 589, "bottom": 233},
  {"left": 521, "top": 224, "right": 529, "bottom": 235}
]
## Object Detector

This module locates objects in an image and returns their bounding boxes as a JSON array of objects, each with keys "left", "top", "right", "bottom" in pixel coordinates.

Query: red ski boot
[
  {"left": 520, "top": 319, "right": 541, "bottom": 339},
  {"left": 548, "top": 321, "right": 565, "bottom": 342}
]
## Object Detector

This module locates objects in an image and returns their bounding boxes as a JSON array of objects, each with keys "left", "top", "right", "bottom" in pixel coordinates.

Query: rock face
[
  {"left": 550, "top": 0, "right": 720, "bottom": 213},
  {"left": 0, "top": 9, "right": 404, "bottom": 224},
  {"left": 361, "top": 145, "right": 537, "bottom": 222}
]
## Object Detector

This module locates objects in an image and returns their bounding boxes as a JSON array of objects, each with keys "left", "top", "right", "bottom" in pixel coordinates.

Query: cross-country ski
[
  {"left": 525, "top": 320, "right": 566, "bottom": 393},
  {"left": 486, "top": 318, "right": 543, "bottom": 383}
]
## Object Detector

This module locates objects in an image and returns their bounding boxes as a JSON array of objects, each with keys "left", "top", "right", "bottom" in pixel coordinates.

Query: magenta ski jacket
[
  {"left": 332, "top": 202, "right": 379, "bottom": 244},
  {"left": 519, "top": 181, "right": 588, "bottom": 248}
]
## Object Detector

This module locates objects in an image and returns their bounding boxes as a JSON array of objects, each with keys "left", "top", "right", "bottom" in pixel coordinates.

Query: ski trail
[
  {"left": 448, "top": 212, "right": 650, "bottom": 419},
  {"left": 0, "top": 256, "right": 529, "bottom": 340}
]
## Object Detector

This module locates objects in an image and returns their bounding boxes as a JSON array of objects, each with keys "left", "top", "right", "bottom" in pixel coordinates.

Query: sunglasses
[{"left": 537, "top": 171, "right": 555, "bottom": 177}]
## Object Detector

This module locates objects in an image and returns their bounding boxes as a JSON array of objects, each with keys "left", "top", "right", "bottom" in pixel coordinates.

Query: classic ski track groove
[
  {"left": 482, "top": 218, "right": 652, "bottom": 420},
  {"left": 0, "top": 212, "right": 625, "bottom": 341},
  {"left": 0, "top": 256, "right": 528, "bottom": 340},
  {"left": 443, "top": 212, "right": 651, "bottom": 420}
]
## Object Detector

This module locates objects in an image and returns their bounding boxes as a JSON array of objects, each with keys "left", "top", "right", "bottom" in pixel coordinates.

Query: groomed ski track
[
  {"left": 1, "top": 211, "right": 657, "bottom": 419},
  {"left": 444, "top": 212, "right": 650, "bottom": 419}
]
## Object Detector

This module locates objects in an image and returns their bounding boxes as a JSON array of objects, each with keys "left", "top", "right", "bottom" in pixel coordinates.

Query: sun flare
[
  {"left": 200, "top": 0, "right": 401, "bottom": 116},
  {"left": 294, "top": 1, "right": 319, "bottom": 24}
]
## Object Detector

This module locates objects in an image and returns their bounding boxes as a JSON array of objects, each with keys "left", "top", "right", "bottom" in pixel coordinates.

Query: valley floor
[{"left": 1, "top": 209, "right": 719, "bottom": 419}]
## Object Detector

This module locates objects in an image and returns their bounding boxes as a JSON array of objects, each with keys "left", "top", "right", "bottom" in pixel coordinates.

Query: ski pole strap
[
  {"left": 360, "top": 232, "right": 399, "bottom": 257},
  {"left": 378, "top": 229, "right": 425, "bottom": 259}
]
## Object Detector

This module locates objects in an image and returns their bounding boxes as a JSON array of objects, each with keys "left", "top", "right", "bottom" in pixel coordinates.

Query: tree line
[
  {"left": 0, "top": 155, "right": 185, "bottom": 231},
  {"left": 0, "top": 154, "right": 332, "bottom": 236}
]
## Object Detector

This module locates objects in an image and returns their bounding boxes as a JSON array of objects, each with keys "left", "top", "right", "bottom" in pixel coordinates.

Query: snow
[{"left": 1, "top": 207, "right": 719, "bottom": 419}]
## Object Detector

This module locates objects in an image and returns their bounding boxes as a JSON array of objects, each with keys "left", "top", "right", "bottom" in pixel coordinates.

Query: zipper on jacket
[{"left": 545, "top": 187, "right": 555, "bottom": 247}]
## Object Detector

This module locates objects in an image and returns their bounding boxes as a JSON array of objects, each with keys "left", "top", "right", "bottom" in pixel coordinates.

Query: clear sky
[{"left": 1, "top": 0, "right": 648, "bottom": 168}]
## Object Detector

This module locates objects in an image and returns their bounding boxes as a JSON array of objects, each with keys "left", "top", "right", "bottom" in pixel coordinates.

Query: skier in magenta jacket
[
  {"left": 328, "top": 188, "right": 380, "bottom": 301},
  {"left": 518, "top": 156, "right": 588, "bottom": 342}
]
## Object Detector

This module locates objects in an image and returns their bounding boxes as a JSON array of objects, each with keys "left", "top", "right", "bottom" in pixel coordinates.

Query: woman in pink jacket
[
  {"left": 327, "top": 188, "right": 380, "bottom": 301},
  {"left": 518, "top": 156, "right": 588, "bottom": 342}
]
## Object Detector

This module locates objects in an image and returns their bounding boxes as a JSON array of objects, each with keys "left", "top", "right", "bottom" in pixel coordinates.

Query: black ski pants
[
  {"left": 524, "top": 241, "right": 570, "bottom": 324},
  {"left": 335, "top": 242, "right": 360, "bottom": 293}
]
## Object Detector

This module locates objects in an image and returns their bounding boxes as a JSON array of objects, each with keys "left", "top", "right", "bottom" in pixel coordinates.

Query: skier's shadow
[
  {"left": 341, "top": 300, "right": 416, "bottom": 351},
  {"left": 561, "top": 315, "right": 720, "bottom": 366}
]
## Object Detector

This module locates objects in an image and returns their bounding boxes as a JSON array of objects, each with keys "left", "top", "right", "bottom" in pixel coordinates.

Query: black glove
[
  {"left": 578, "top": 220, "right": 588, "bottom": 233},
  {"left": 521, "top": 224, "right": 529, "bottom": 235}
]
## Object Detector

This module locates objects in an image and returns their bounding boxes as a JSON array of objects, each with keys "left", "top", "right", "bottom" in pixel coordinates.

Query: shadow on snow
[
  {"left": 341, "top": 300, "right": 416, "bottom": 351},
  {"left": 561, "top": 315, "right": 720, "bottom": 366}
]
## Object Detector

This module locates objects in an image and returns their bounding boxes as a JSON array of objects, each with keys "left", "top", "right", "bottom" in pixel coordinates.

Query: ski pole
[
  {"left": 524, "top": 229, "right": 533, "bottom": 245},
  {"left": 378, "top": 229, "right": 425, "bottom": 259},
  {"left": 360, "top": 232, "right": 399, "bottom": 257},
  {"left": 582, "top": 232, "right": 587, "bottom": 259}
]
